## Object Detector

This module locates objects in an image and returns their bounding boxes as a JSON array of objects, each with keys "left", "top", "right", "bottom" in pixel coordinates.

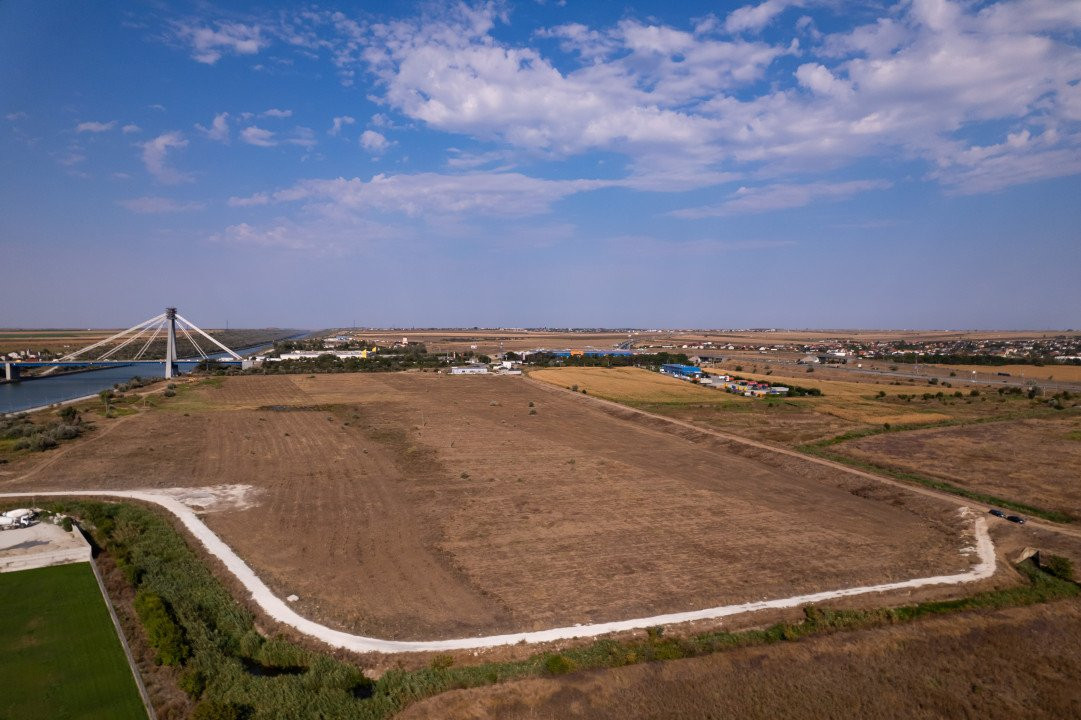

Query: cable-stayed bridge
[{"left": 3, "top": 308, "right": 253, "bottom": 381}]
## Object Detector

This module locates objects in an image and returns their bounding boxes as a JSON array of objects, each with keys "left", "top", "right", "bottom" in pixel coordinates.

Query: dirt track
[{"left": 2, "top": 374, "right": 984, "bottom": 639}]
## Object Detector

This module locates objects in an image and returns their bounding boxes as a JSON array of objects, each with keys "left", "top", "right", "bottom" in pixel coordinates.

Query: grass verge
[{"left": 26, "top": 500, "right": 1081, "bottom": 719}]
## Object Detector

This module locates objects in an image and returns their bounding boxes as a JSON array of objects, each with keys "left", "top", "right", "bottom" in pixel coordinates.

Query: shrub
[
  {"left": 1042, "top": 555, "right": 1075, "bottom": 581},
  {"left": 191, "top": 700, "right": 249, "bottom": 720},
  {"left": 430, "top": 654, "right": 455, "bottom": 670},
  {"left": 178, "top": 667, "right": 208, "bottom": 698},
  {"left": 970, "top": 389, "right": 980, "bottom": 397},
  {"left": 570, "top": 384, "right": 579, "bottom": 392},
  {"left": 163, "top": 389, "right": 176, "bottom": 398},
  {"left": 133, "top": 590, "right": 189, "bottom": 666},
  {"left": 543, "top": 654, "right": 575, "bottom": 675},
  {"left": 61, "top": 517, "right": 73, "bottom": 532}
]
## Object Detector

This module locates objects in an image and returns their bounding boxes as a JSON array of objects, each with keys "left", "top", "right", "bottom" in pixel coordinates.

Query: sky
[{"left": 1, "top": 0, "right": 1080, "bottom": 330}]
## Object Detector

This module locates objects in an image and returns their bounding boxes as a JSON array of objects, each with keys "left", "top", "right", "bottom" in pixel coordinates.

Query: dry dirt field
[
  {"left": 400, "top": 598, "right": 1081, "bottom": 720},
  {"left": 931, "top": 363, "right": 1081, "bottom": 383},
  {"left": 2, "top": 373, "right": 975, "bottom": 641},
  {"left": 835, "top": 417, "right": 1081, "bottom": 519}
]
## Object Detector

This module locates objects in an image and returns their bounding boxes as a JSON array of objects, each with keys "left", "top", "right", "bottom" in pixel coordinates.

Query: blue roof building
[{"left": 660, "top": 363, "right": 703, "bottom": 379}]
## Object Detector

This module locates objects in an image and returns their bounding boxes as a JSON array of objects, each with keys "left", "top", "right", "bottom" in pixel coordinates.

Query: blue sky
[{"left": 2, "top": 0, "right": 1080, "bottom": 329}]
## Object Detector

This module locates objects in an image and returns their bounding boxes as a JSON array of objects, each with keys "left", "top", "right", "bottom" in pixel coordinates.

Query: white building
[{"left": 450, "top": 366, "right": 489, "bottom": 375}]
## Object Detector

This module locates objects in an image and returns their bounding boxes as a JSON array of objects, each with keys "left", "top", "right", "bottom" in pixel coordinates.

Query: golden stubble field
[{"left": 3, "top": 373, "right": 974, "bottom": 641}]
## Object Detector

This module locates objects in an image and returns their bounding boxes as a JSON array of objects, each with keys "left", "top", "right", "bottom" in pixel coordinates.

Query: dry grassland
[
  {"left": 3, "top": 374, "right": 972, "bottom": 641},
  {"left": 400, "top": 598, "right": 1081, "bottom": 720},
  {"left": 528, "top": 366, "right": 729, "bottom": 405},
  {"left": 835, "top": 417, "right": 1081, "bottom": 519},
  {"left": 931, "top": 363, "right": 1081, "bottom": 383},
  {"left": 530, "top": 366, "right": 954, "bottom": 445}
]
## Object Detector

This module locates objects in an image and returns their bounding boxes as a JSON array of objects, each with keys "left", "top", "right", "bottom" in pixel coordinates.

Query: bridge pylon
[{"left": 42, "top": 307, "right": 245, "bottom": 379}]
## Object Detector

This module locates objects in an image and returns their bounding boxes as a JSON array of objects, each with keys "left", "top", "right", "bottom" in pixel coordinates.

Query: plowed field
[{"left": 3, "top": 374, "right": 974, "bottom": 640}]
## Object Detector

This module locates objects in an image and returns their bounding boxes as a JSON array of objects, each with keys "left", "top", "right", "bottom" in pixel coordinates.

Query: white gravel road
[{"left": 0, "top": 489, "right": 997, "bottom": 654}]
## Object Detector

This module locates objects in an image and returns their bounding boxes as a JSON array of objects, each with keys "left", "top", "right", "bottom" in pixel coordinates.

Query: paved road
[{"left": 0, "top": 489, "right": 995, "bottom": 654}]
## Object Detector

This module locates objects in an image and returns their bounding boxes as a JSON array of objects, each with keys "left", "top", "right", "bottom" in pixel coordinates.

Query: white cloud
[
  {"left": 351, "top": 1, "right": 1081, "bottom": 197},
  {"left": 6, "top": 111, "right": 28, "bottom": 121},
  {"left": 724, "top": 0, "right": 804, "bottom": 34},
  {"left": 121, "top": 123, "right": 141, "bottom": 134},
  {"left": 287, "top": 126, "right": 317, "bottom": 148},
  {"left": 76, "top": 120, "right": 117, "bottom": 133},
  {"left": 359, "top": 129, "right": 390, "bottom": 154},
  {"left": 57, "top": 151, "right": 87, "bottom": 167},
  {"left": 140, "top": 131, "right": 191, "bottom": 184},
  {"left": 262, "top": 108, "right": 293, "bottom": 118},
  {"left": 172, "top": 20, "right": 266, "bottom": 64},
  {"left": 240, "top": 126, "right": 276, "bottom": 147},
  {"left": 329, "top": 115, "right": 356, "bottom": 135},
  {"left": 196, "top": 112, "right": 230, "bottom": 142},
  {"left": 232, "top": 171, "right": 611, "bottom": 218},
  {"left": 227, "top": 192, "right": 270, "bottom": 207},
  {"left": 672, "top": 179, "right": 891, "bottom": 218},
  {"left": 117, "top": 196, "right": 205, "bottom": 213}
]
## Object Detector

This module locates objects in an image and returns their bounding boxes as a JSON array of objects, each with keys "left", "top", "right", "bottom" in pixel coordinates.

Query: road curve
[{"left": 0, "top": 489, "right": 996, "bottom": 654}]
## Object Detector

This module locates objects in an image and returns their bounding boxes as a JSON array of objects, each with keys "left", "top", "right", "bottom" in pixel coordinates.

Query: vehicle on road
[
  {"left": 1006, "top": 515, "right": 1026, "bottom": 524},
  {"left": 988, "top": 509, "right": 1006, "bottom": 518}
]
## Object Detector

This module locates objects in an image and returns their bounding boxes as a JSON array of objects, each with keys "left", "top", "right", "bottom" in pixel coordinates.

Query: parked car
[
  {"left": 1006, "top": 515, "right": 1026, "bottom": 524},
  {"left": 989, "top": 509, "right": 1006, "bottom": 518}
]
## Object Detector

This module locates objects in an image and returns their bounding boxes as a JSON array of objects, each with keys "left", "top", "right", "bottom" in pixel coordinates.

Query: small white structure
[{"left": 450, "top": 366, "right": 489, "bottom": 375}]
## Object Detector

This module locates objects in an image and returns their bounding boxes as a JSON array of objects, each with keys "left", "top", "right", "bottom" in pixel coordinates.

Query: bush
[
  {"left": 430, "top": 654, "right": 454, "bottom": 670},
  {"left": 178, "top": 667, "right": 207, "bottom": 698},
  {"left": 61, "top": 517, "right": 73, "bottom": 532},
  {"left": 543, "top": 654, "right": 575, "bottom": 675},
  {"left": 163, "top": 389, "right": 176, "bottom": 398},
  {"left": 191, "top": 700, "right": 249, "bottom": 720},
  {"left": 1042, "top": 555, "right": 1075, "bottom": 581},
  {"left": 133, "top": 590, "right": 189, "bottom": 666}
]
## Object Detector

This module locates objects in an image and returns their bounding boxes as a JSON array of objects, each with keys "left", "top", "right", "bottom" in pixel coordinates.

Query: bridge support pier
[{"left": 3, "top": 362, "right": 16, "bottom": 382}]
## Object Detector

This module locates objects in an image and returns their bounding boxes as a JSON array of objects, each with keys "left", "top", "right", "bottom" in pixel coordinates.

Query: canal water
[{"left": 0, "top": 342, "right": 287, "bottom": 414}]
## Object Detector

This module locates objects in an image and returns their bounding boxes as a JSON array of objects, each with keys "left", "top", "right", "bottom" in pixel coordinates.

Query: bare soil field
[
  {"left": 2, "top": 374, "right": 974, "bottom": 641},
  {"left": 835, "top": 417, "right": 1081, "bottom": 519},
  {"left": 400, "top": 597, "right": 1081, "bottom": 720}
]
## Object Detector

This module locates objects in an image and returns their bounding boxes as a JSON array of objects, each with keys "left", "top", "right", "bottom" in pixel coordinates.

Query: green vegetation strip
[
  {"left": 0, "top": 562, "right": 148, "bottom": 720},
  {"left": 29, "top": 500, "right": 1081, "bottom": 719}
]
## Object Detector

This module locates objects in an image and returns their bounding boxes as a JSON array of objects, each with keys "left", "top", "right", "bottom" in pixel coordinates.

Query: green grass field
[{"left": 0, "top": 562, "right": 147, "bottom": 720}]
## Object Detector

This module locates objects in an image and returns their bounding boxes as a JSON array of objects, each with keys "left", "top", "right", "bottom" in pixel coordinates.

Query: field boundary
[
  {"left": 83, "top": 527, "right": 157, "bottom": 720},
  {"left": 0, "top": 489, "right": 996, "bottom": 654}
]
